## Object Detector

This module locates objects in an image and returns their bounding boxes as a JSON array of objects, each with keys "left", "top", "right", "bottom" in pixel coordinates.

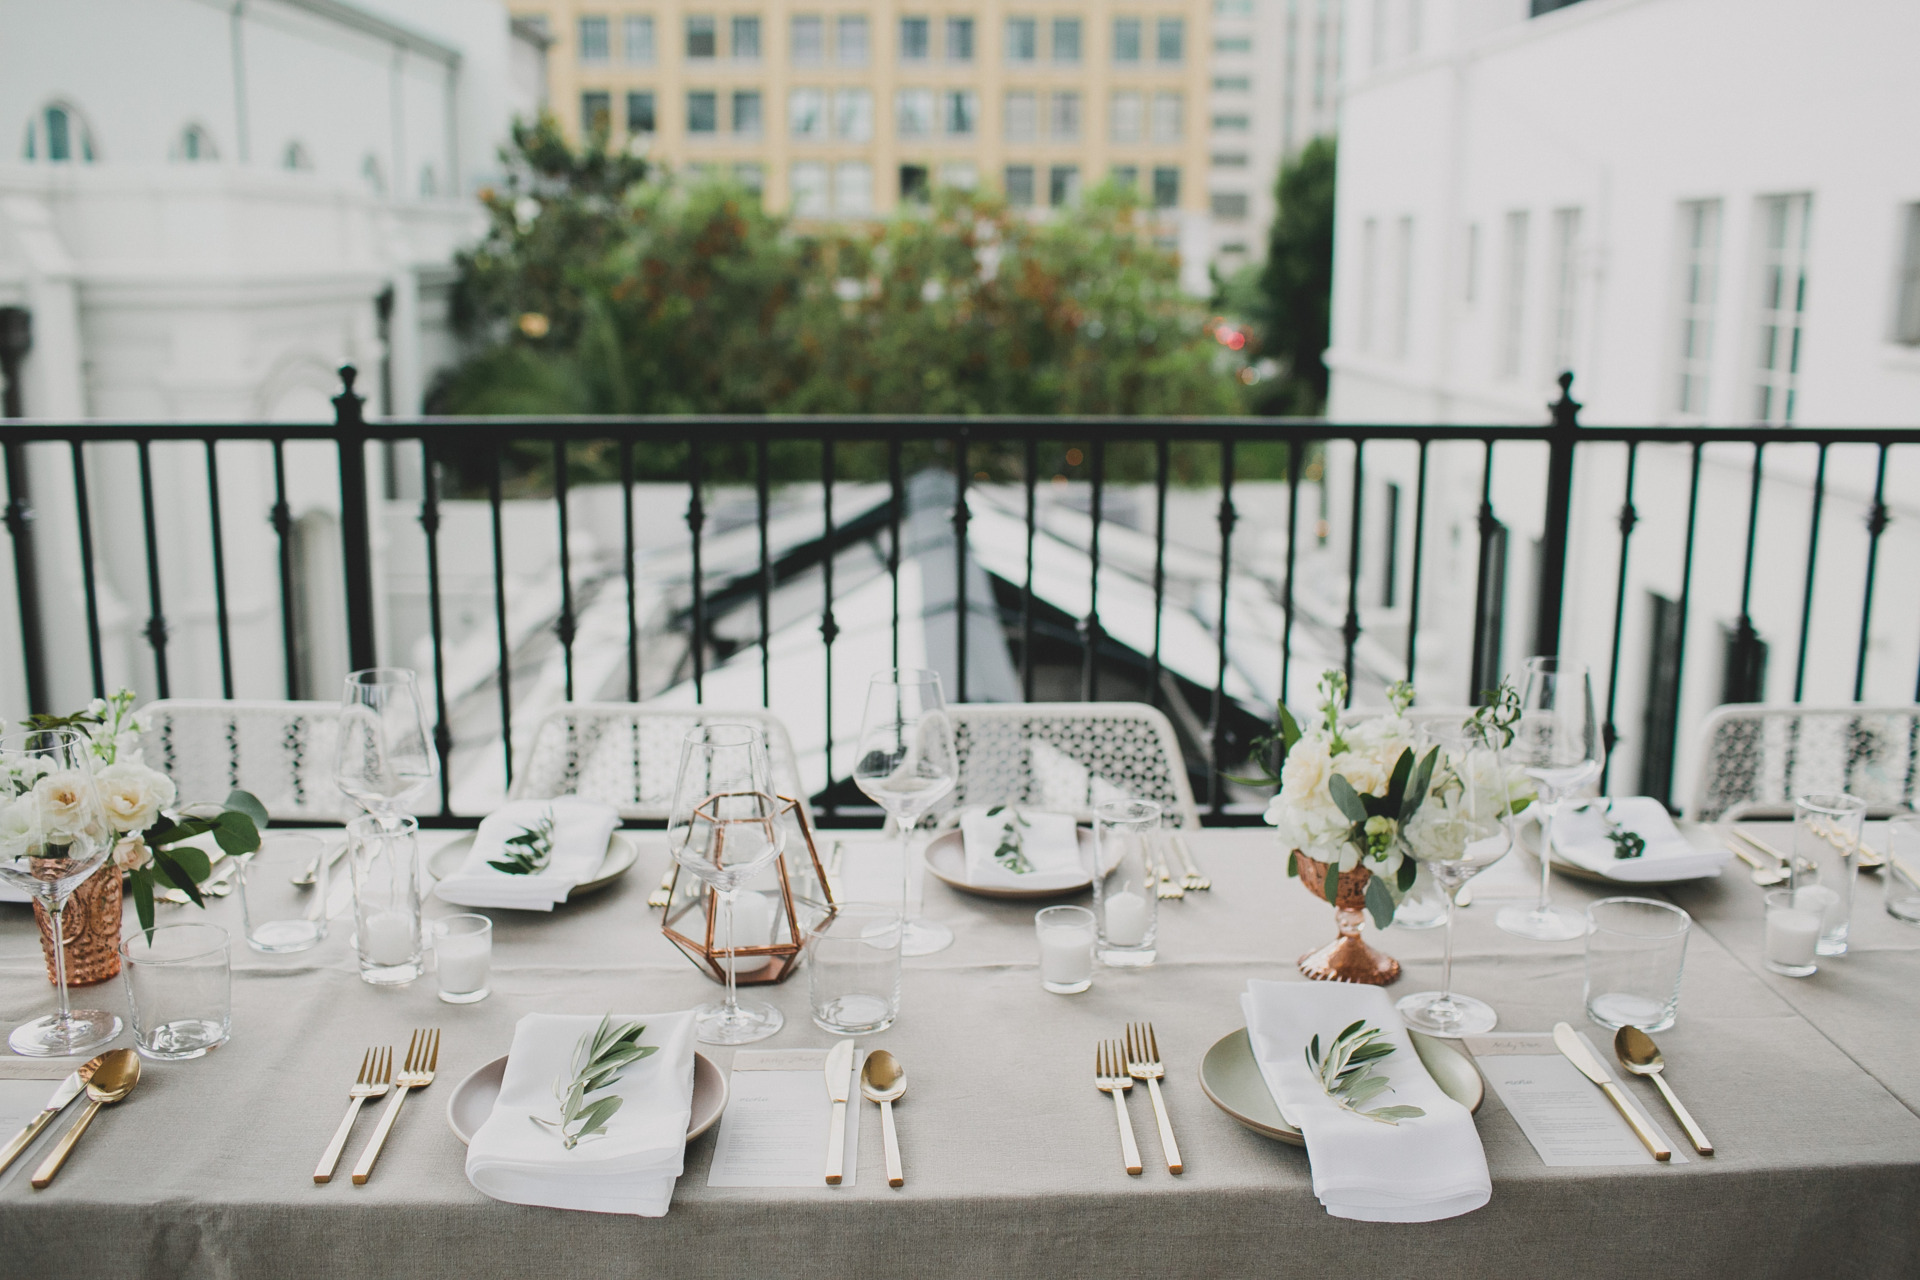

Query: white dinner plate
[
  {"left": 1517, "top": 814, "right": 1716, "bottom": 886},
  {"left": 426, "top": 830, "right": 642, "bottom": 902},
  {"left": 1198, "top": 1027, "right": 1483, "bottom": 1146},
  {"left": 446, "top": 1049, "right": 726, "bottom": 1146},
  {"left": 923, "top": 826, "right": 1099, "bottom": 900}
]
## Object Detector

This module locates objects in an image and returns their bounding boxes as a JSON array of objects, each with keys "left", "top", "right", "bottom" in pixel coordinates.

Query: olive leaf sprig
[
  {"left": 532, "top": 1016, "right": 657, "bottom": 1150},
  {"left": 1596, "top": 800, "right": 1646, "bottom": 860},
  {"left": 984, "top": 804, "right": 1034, "bottom": 874},
  {"left": 1305, "top": 1020, "right": 1426, "bottom": 1126},
  {"left": 489, "top": 809, "right": 555, "bottom": 875}
]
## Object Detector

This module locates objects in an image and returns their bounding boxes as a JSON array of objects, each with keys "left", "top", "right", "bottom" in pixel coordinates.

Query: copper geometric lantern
[{"left": 661, "top": 795, "right": 836, "bottom": 986}]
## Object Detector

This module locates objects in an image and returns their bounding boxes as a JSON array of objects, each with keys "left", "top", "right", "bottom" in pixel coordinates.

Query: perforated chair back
[
  {"left": 1688, "top": 703, "right": 1920, "bottom": 822},
  {"left": 138, "top": 699, "right": 353, "bottom": 822}
]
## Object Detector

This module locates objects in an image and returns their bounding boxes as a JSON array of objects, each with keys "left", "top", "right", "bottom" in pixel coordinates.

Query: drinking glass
[
  {"left": 1397, "top": 726, "right": 1515, "bottom": 1037},
  {"left": 1091, "top": 798, "right": 1160, "bottom": 965},
  {"left": 807, "top": 904, "right": 904, "bottom": 1034},
  {"left": 335, "top": 668, "right": 440, "bottom": 828},
  {"left": 1763, "top": 888, "right": 1820, "bottom": 977},
  {"left": 349, "top": 813, "right": 424, "bottom": 985},
  {"left": 238, "top": 831, "right": 330, "bottom": 953},
  {"left": 1035, "top": 904, "right": 1096, "bottom": 993},
  {"left": 1790, "top": 792, "right": 1866, "bottom": 955},
  {"left": 1583, "top": 897, "right": 1690, "bottom": 1031},
  {"left": 1885, "top": 814, "right": 1920, "bottom": 926},
  {"left": 852, "top": 668, "right": 958, "bottom": 957},
  {"left": 434, "top": 913, "right": 493, "bottom": 1004},
  {"left": 0, "top": 728, "right": 123, "bottom": 1057},
  {"left": 119, "top": 923, "right": 232, "bottom": 1060},
  {"left": 669, "top": 723, "right": 786, "bottom": 1044},
  {"left": 1498, "top": 656, "right": 1602, "bottom": 941}
]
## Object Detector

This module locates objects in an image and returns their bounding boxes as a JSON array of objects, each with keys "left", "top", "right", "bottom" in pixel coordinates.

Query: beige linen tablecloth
[{"left": 1, "top": 828, "right": 1917, "bottom": 1279}]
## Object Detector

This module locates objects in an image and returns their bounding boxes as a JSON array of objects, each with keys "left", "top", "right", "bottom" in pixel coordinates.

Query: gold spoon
[
  {"left": 32, "top": 1048, "right": 141, "bottom": 1188},
  {"left": 1614, "top": 1026, "right": 1712, "bottom": 1155},
  {"left": 860, "top": 1050, "right": 907, "bottom": 1188}
]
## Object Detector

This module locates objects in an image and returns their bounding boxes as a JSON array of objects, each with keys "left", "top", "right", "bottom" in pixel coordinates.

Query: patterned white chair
[
  {"left": 932, "top": 702, "right": 1201, "bottom": 829},
  {"left": 138, "top": 699, "right": 353, "bottom": 822},
  {"left": 511, "top": 704, "right": 811, "bottom": 822},
  {"left": 1688, "top": 703, "right": 1920, "bottom": 822}
]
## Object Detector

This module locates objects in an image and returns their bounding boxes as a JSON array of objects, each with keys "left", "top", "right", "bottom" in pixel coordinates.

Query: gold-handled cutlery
[
  {"left": 1552, "top": 1022, "right": 1669, "bottom": 1161},
  {"left": 860, "top": 1050, "right": 908, "bottom": 1188},
  {"left": 1124, "top": 1022, "right": 1182, "bottom": 1174},
  {"left": 292, "top": 840, "right": 349, "bottom": 888},
  {"left": 0, "top": 1055, "right": 104, "bottom": 1175},
  {"left": 646, "top": 862, "right": 677, "bottom": 908},
  {"left": 1614, "top": 1027, "right": 1713, "bottom": 1156},
  {"left": 1095, "top": 1041, "right": 1142, "bottom": 1176},
  {"left": 350, "top": 1028, "right": 439, "bottom": 1185},
  {"left": 822, "top": 1039, "right": 857, "bottom": 1185},
  {"left": 1152, "top": 837, "right": 1185, "bottom": 900},
  {"left": 1172, "top": 834, "right": 1210, "bottom": 891},
  {"left": 31, "top": 1048, "right": 141, "bottom": 1189},
  {"left": 316, "top": 1047, "right": 392, "bottom": 1183},
  {"left": 1724, "top": 829, "right": 1790, "bottom": 886}
]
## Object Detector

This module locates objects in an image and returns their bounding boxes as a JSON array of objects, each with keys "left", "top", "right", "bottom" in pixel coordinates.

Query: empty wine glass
[
  {"left": 0, "top": 728, "right": 123, "bottom": 1057},
  {"left": 334, "top": 668, "right": 439, "bottom": 828},
  {"left": 1498, "top": 656, "right": 1603, "bottom": 942},
  {"left": 1396, "top": 724, "right": 1516, "bottom": 1037},
  {"left": 852, "top": 668, "right": 958, "bottom": 957},
  {"left": 669, "top": 724, "right": 786, "bottom": 1045}
]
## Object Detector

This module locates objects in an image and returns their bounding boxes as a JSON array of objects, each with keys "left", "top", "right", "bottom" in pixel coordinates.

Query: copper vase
[
  {"left": 1294, "top": 852, "right": 1400, "bottom": 985},
  {"left": 33, "top": 864, "right": 123, "bottom": 987}
]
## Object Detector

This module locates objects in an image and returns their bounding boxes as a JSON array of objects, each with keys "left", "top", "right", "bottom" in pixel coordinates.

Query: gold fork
[
  {"left": 351, "top": 1029, "right": 439, "bottom": 1185},
  {"left": 1125, "top": 1022, "right": 1183, "bottom": 1174},
  {"left": 1152, "top": 836, "right": 1185, "bottom": 900},
  {"left": 647, "top": 863, "right": 677, "bottom": 908},
  {"left": 1096, "top": 1041, "right": 1142, "bottom": 1175},
  {"left": 315, "top": 1047, "right": 391, "bottom": 1183},
  {"left": 1171, "top": 834, "right": 1210, "bottom": 891}
]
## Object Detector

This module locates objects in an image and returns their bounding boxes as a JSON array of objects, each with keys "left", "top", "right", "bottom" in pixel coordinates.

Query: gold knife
[
  {"left": 0, "top": 1058, "right": 102, "bottom": 1174},
  {"left": 822, "top": 1039, "right": 856, "bottom": 1185},
  {"left": 1553, "top": 1022, "right": 1670, "bottom": 1161}
]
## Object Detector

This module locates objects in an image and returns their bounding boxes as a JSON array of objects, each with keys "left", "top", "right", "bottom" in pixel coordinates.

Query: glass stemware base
[
  {"left": 1396, "top": 990, "right": 1498, "bottom": 1038},
  {"left": 693, "top": 997, "right": 784, "bottom": 1045},
  {"left": 900, "top": 918, "right": 952, "bottom": 957},
  {"left": 1495, "top": 902, "right": 1588, "bottom": 941},
  {"left": 10, "top": 1008, "right": 122, "bottom": 1058}
]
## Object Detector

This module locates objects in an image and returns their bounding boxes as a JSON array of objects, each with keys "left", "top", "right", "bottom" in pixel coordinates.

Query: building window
[
  {"left": 837, "top": 15, "right": 868, "bottom": 63},
  {"left": 27, "top": 104, "right": 95, "bottom": 163},
  {"left": 1216, "top": 0, "right": 1254, "bottom": 12},
  {"left": 1111, "top": 164, "right": 1138, "bottom": 191},
  {"left": 896, "top": 88, "right": 935, "bottom": 137},
  {"left": 628, "top": 91, "right": 657, "bottom": 135},
  {"left": 1894, "top": 204, "right": 1920, "bottom": 345},
  {"left": 944, "top": 90, "right": 978, "bottom": 136},
  {"left": 1753, "top": 193, "right": 1812, "bottom": 424},
  {"left": 1211, "top": 152, "right": 1248, "bottom": 168},
  {"left": 1005, "top": 91, "right": 1037, "bottom": 141},
  {"left": 1113, "top": 17, "right": 1141, "bottom": 62},
  {"left": 1156, "top": 18, "right": 1184, "bottom": 61},
  {"left": 946, "top": 16, "right": 974, "bottom": 60},
  {"left": 1212, "top": 114, "right": 1250, "bottom": 132},
  {"left": 792, "top": 15, "right": 825, "bottom": 61},
  {"left": 1110, "top": 92, "right": 1143, "bottom": 143},
  {"left": 177, "top": 124, "right": 217, "bottom": 161},
  {"left": 1212, "top": 192, "right": 1249, "bottom": 219},
  {"left": 1007, "top": 17, "right": 1037, "bottom": 62},
  {"left": 1047, "top": 92, "right": 1081, "bottom": 140},
  {"left": 790, "top": 89, "right": 826, "bottom": 138},
  {"left": 1499, "top": 210, "right": 1529, "bottom": 378},
  {"left": 1213, "top": 75, "right": 1252, "bottom": 91},
  {"left": 835, "top": 161, "right": 874, "bottom": 213},
  {"left": 1049, "top": 165, "right": 1079, "bottom": 208},
  {"left": 733, "top": 90, "right": 763, "bottom": 134},
  {"left": 686, "top": 15, "right": 717, "bottom": 57},
  {"left": 834, "top": 89, "right": 874, "bottom": 140},
  {"left": 1548, "top": 207, "right": 1580, "bottom": 373},
  {"left": 938, "top": 161, "right": 978, "bottom": 189},
  {"left": 624, "top": 15, "right": 655, "bottom": 62},
  {"left": 1215, "top": 35, "right": 1252, "bottom": 53},
  {"left": 1359, "top": 217, "right": 1378, "bottom": 352},
  {"left": 1005, "top": 164, "right": 1036, "bottom": 207},
  {"left": 282, "top": 140, "right": 312, "bottom": 170},
  {"left": 901, "top": 164, "right": 931, "bottom": 204},
  {"left": 582, "top": 91, "right": 612, "bottom": 136},
  {"left": 900, "top": 16, "right": 930, "bottom": 60},
  {"left": 792, "top": 161, "right": 829, "bottom": 215},
  {"left": 734, "top": 162, "right": 765, "bottom": 199},
  {"left": 1151, "top": 92, "right": 1181, "bottom": 142},
  {"left": 579, "top": 15, "right": 610, "bottom": 62},
  {"left": 1152, "top": 166, "right": 1179, "bottom": 209},
  {"left": 1052, "top": 17, "right": 1081, "bottom": 62},
  {"left": 687, "top": 91, "right": 718, "bottom": 133},
  {"left": 732, "top": 16, "right": 761, "bottom": 58},
  {"left": 1392, "top": 214, "right": 1415, "bottom": 360}
]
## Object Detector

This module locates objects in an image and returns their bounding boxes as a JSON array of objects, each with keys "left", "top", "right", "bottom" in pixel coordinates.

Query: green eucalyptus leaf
[
  {"left": 212, "top": 813, "right": 259, "bottom": 856},
  {"left": 1327, "top": 773, "right": 1370, "bottom": 824},
  {"left": 132, "top": 872, "right": 156, "bottom": 936},
  {"left": 1324, "top": 860, "right": 1341, "bottom": 905},
  {"left": 151, "top": 850, "right": 205, "bottom": 906},
  {"left": 1384, "top": 748, "right": 1413, "bottom": 810},
  {"left": 1397, "top": 856, "right": 1418, "bottom": 893},
  {"left": 1286, "top": 849, "right": 1298, "bottom": 878},
  {"left": 1400, "top": 747, "right": 1440, "bottom": 824},
  {"left": 225, "top": 790, "right": 270, "bottom": 830},
  {"left": 1278, "top": 703, "right": 1302, "bottom": 755}
]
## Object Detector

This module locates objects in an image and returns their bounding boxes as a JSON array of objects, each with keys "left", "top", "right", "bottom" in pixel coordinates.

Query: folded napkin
[
  {"left": 960, "top": 806, "right": 1085, "bottom": 890},
  {"left": 434, "top": 797, "right": 620, "bottom": 910},
  {"left": 1242, "top": 980, "right": 1490, "bottom": 1222},
  {"left": 466, "top": 1010, "right": 696, "bottom": 1216},
  {"left": 1551, "top": 796, "right": 1728, "bottom": 882}
]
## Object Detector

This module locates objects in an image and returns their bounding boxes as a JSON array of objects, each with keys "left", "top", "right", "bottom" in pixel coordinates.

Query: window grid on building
[
  {"left": 1549, "top": 207, "right": 1581, "bottom": 374},
  {"left": 1392, "top": 215, "right": 1414, "bottom": 361},
  {"left": 686, "top": 15, "right": 716, "bottom": 58},
  {"left": 1896, "top": 204, "right": 1920, "bottom": 346},
  {"left": 1499, "top": 210, "right": 1529, "bottom": 379},
  {"left": 578, "top": 15, "right": 610, "bottom": 62},
  {"left": 1753, "top": 193, "right": 1812, "bottom": 424},
  {"left": 1672, "top": 200, "right": 1721, "bottom": 416},
  {"left": 623, "top": 15, "right": 655, "bottom": 63}
]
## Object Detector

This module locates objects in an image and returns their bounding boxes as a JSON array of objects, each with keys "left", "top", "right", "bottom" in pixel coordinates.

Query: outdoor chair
[
  {"left": 1688, "top": 703, "right": 1920, "bottom": 822},
  {"left": 137, "top": 699, "right": 354, "bottom": 822}
]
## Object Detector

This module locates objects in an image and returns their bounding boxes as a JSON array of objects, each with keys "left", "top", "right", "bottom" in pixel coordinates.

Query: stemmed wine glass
[
  {"left": 668, "top": 724, "right": 787, "bottom": 1045},
  {"left": 1497, "top": 656, "right": 1603, "bottom": 942},
  {"left": 852, "top": 669, "right": 959, "bottom": 957},
  {"left": 334, "top": 668, "right": 440, "bottom": 828},
  {"left": 1396, "top": 724, "right": 1516, "bottom": 1037},
  {"left": 0, "top": 728, "right": 123, "bottom": 1057}
]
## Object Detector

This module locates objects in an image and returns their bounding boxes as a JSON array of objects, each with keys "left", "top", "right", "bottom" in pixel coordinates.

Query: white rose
[
  {"left": 1276, "top": 737, "right": 1334, "bottom": 807},
  {"left": 1337, "top": 750, "right": 1389, "bottom": 798},
  {"left": 32, "top": 770, "right": 100, "bottom": 844},
  {"left": 113, "top": 834, "right": 154, "bottom": 872},
  {"left": 95, "top": 762, "right": 175, "bottom": 835},
  {"left": 0, "top": 799, "right": 35, "bottom": 859}
]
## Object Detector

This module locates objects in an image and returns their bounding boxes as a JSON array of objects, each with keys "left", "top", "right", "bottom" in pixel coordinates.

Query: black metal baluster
[
  {"left": 269, "top": 439, "right": 298, "bottom": 699},
  {"left": 1341, "top": 441, "right": 1364, "bottom": 700},
  {"left": 135, "top": 440, "right": 170, "bottom": 698},
  {"left": 203, "top": 441, "right": 234, "bottom": 698},
  {"left": 0, "top": 442, "right": 45, "bottom": 712},
  {"left": 760, "top": 434, "right": 775, "bottom": 704},
  {"left": 820, "top": 438, "right": 838, "bottom": 818},
  {"left": 489, "top": 443, "right": 514, "bottom": 786},
  {"left": 1467, "top": 441, "right": 1496, "bottom": 704},
  {"left": 1081, "top": 436, "right": 1104, "bottom": 702},
  {"left": 1023, "top": 436, "right": 1038, "bottom": 701},
  {"left": 1150, "top": 437, "right": 1169, "bottom": 707},
  {"left": 1404, "top": 439, "right": 1429, "bottom": 684},
  {"left": 1792, "top": 443, "right": 1828, "bottom": 702},
  {"left": 1660, "top": 443, "right": 1705, "bottom": 799},
  {"left": 332, "top": 367, "right": 377, "bottom": 671},
  {"left": 69, "top": 442, "right": 105, "bottom": 698},
  {"left": 1599, "top": 443, "right": 1639, "bottom": 791},
  {"left": 622, "top": 438, "right": 639, "bottom": 703},
  {"left": 889, "top": 435, "right": 903, "bottom": 671},
  {"left": 1532, "top": 373, "right": 1580, "bottom": 660},
  {"left": 952, "top": 429, "right": 970, "bottom": 702},
  {"left": 1725, "top": 442, "right": 1767, "bottom": 704},
  {"left": 1854, "top": 443, "right": 1891, "bottom": 701},
  {"left": 687, "top": 438, "right": 707, "bottom": 703},
  {"left": 1209, "top": 440, "right": 1237, "bottom": 814},
  {"left": 419, "top": 441, "right": 453, "bottom": 816},
  {"left": 1281, "top": 441, "right": 1301, "bottom": 707},
  {"left": 552, "top": 438, "right": 576, "bottom": 701}
]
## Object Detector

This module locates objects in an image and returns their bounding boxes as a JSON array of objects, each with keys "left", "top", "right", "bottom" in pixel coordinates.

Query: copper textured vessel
[
  {"left": 34, "top": 864, "right": 123, "bottom": 987},
  {"left": 1293, "top": 853, "right": 1400, "bottom": 985}
]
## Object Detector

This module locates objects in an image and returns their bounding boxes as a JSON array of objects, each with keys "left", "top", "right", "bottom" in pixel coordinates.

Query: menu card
[
  {"left": 707, "top": 1049, "right": 865, "bottom": 1188},
  {"left": 1465, "top": 1033, "right": 1688, "bottom": 1167}
]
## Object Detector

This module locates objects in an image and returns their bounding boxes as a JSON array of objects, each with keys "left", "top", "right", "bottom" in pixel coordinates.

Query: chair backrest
[
  {"left": 1689, "top": 703, "right": 1920, "bottom": 822},
  {"left": 933, "top": 702, "right": 1201, "bottom": 829},
  {"left": 138, "top": 699, "right": 353, "bottom": 822},
  {"left": 511, "top": 704, "right": 811, "bottom": 822}
]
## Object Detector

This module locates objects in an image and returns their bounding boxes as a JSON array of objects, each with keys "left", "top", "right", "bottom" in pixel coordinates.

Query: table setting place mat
[
  {"left": 1464, "top": 1034, "right": 1688, "bottom": 1167},
  {"left": 959, "top": 806, "right": 1084, "bottom": 891},
  {"left": 433, "top": 797, "right": 620, "bottom": 910},
  {"left": 0, "top": 1061, "right": 75, "bottom": 1193},
  {"left": 708, "top": 1049, "right": 865, "bottom": 1188},
  {"left": 464, "top": 1010, "right": 696, "bottom": 1216},
  {"left": 1546, "top": 797, "right": 1730, "bottom": 882},
  {"left": 1241, "top": 980, "right": 1492, "bottom": 1223}
]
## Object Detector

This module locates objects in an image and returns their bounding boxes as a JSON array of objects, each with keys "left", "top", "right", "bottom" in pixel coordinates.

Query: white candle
[
  {"left": 1794, "top": 884, "right": 1846, "bottom": 936},
  {"left": 1765, "top": 905, "right": 1822, "bottom": 969},
  {"left": 722, "top": 891, "right": 777, "bottom": 976},
  {"left": 1103, "top": 890, "right": 1150, "bottom": 948},
  {"left": 362, "top": 910, "right": 417, "bottom": 966},
  {"left": 1038, "top": 924, "right": 1095, "bottom": 987},
  {"left": 437, "top": 932, "right": 491, "bottom": 993}
]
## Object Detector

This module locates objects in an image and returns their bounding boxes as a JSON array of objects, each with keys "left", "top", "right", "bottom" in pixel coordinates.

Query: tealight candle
[
  {"left": 362, "top": 910, "right": 417, "bottom": 967},
  {"left": 1035, "top": 905, "right": 1097, "bottom": 994},
  {"left": 435, "top": 914, "right": 492, "bottom": 1004},
  {"left": 1103, "top": 890, "right": 1150, "bottom": 948},
  {"left": 1764, "top": 890, "right": 1820, "bottom": 977},
  {"left": 1793, "top": 884, "right": 1846, "bottom": 943},
  {"left": 721, "top": 890, "right": 777, "bottom": 977}
]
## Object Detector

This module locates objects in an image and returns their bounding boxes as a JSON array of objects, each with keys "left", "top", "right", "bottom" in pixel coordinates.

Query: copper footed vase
[{"left": 1293, "top": 853, "right": 1400, "bottom": 985}]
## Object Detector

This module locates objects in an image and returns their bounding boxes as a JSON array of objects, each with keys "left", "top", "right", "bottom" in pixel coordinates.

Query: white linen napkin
[
  {"left": 434, "top": 797, "right": 619, "bottom": 910},
  {"left": 1241, "top": 979, "right": 1491, "bottom": 1222},
  {"left": 466, "top": 1010, "right": 696, "bottom": 1216},
  {"left": 960, "top": 806, "right": 1085, "bottom": 890},
  {"left": 1551, "top": 797, "right": 1728, "bottom": 882}
]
